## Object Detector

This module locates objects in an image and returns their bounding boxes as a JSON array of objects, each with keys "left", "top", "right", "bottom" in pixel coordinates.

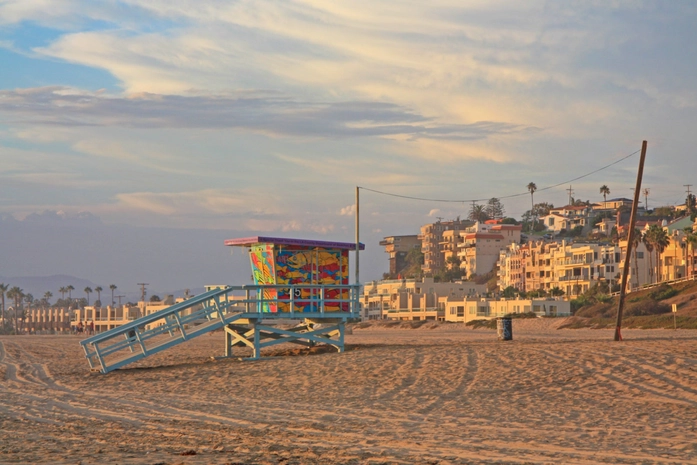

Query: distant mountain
[
  {"left": 0, "top": 274, "right": 99, "bottom": 302},
  {"left": 0, "top": 275, "right": 208, "bottom": 305}
]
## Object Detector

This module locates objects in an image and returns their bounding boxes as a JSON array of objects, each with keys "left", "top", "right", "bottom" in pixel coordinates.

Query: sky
[{"left": 2, "top": 1, "right": 697, "bottom": 291}]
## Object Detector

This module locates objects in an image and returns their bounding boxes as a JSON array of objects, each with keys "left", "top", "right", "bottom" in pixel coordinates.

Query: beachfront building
[
  {"left": 497, "top": 242, "right": 528, "bottom": 292},
  {"left": 419, "top": 218, "right": 473, "bottom": 275},
  {"left": 380, "top": 235, "right": 421, "bottom": 277},
  {"left": 442, "top": 296, "right": 571, "bottom": 323},
  {"left": 457, "top": 222, "right": 522, "bottom": 278},
  {"left": 24, "top": 308, "right": 72, "bottom": 333},
  {"left": 361, "top": 277, "right": 486, "bottom": 321},
  {"left": 497, "top": 240, "right": 654, "bottom": 298}
]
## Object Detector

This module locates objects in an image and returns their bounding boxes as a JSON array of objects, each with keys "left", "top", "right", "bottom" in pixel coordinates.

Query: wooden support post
[{"left": 615, "top": 141, "right": 647, "bottom": 341}]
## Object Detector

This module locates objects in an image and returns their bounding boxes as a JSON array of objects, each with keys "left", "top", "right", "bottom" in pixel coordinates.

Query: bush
[
  {"left": 625, "top": 300, "right": 671, "bottom": 317},
  {"left": 648, "top": 284, "right": 678, "bottom": 301}
]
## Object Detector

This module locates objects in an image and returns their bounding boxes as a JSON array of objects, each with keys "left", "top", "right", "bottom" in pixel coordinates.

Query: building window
[
  {"left": 637, "top": 252, "right": 644, "bottom": 259},
  {"left": 457, "top": 306, "right": 464, "bottom": 317}
]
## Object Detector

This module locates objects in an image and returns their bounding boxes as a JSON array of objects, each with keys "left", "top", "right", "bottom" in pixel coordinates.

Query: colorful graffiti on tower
[
  {"left": 249, "top": 244, "right": 278, "bottom": 312},
  {"left": 248, "top": 244, "right": 349, "bottom": 313}
]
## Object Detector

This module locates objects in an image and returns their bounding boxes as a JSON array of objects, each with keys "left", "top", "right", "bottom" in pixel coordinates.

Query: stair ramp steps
[{"left": 80, "top": 283, "right": 360, "bottom": 373}]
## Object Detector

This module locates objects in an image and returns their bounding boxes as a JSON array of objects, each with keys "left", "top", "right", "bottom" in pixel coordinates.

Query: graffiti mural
[
  {"left": 275, "top": 247, "right": 349, "bottom": 312},
  {"left": 249, "top": 244, "right": 278, "bottom": 312}
]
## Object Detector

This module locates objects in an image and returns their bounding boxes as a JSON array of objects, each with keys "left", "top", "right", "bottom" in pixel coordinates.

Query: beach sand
[{"left": 2, "top": 320, "right": 697, "bottom": 464}]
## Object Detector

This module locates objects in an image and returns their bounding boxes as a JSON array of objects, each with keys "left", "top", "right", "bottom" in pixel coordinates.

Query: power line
[{"left": 358, "top": 148, "right": 641, "bottom": 204}]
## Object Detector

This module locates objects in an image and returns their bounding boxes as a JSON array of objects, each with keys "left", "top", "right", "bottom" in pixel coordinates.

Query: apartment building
[
  {"left": 458, "top": 223, "right": 522, "bottom": 278},
  {"left": 379, "top": 235, "right": 421, "bottom": 277},
  {"left": 419, "top": 219, "right": 473, "bottom": 274},
  {"left": 361, "top": 277, "right": 485, "bottom": 321},
  {"left": 441, "top": 296, "right": 571, "bottom": 323},
  {"left": 497, "top": 240, "right": 651, "bottom": 298}
]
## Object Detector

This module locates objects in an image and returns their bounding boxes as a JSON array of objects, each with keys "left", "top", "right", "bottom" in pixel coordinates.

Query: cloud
[
  {"left": 340, "top": 204, "right": 356, "bottom": 216},
  {"left": 0, "top": 87, "right": 530, "bottom": 142}
]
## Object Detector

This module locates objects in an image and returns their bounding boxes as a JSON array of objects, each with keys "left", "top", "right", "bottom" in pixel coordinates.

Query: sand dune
[{"left": 2, "top": 321, "right": 697, "bottom": 464}]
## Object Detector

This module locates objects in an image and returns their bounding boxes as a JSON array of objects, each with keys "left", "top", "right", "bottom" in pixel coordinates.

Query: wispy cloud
[{"left": 0, "top": 87, "right": 530, "bottom": 142}]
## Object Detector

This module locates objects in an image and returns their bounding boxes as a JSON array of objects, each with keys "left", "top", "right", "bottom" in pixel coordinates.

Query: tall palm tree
[
  {"left": 0, "top": 283, "right": 8, "bottom": 332},
  {"left": 109, "top": 284, "right": 117, "bottom": 306},
  {"left": 643, "top": 230, "right": 655, "bottom": 284},
  {"left": 527, "top": 182, "right": 537, "bottom": 232},
  {"left": 67, "top": 285, "right": 75, "bottom": 299},
  {"left": 630, "top": 228, "right": 642, "bottom": 289},
  {"left": 84, "top": 287, "right": 92, "bottom": 305},
  {"left": 94, "top": 286, "right": 103, "bottom": 306},
  {"left": 652, "top": 225, "right": 670, "bottom": 282},
  {"left": 643, "top": 188, "right": 650, "bottom": 211},
  {"left": 7, "top": 286, "right": 24, "bottom": 334},
  {"left": 59, "top": 286, "right": 67, "bottom": 300},
  {"left": 685, "top": 227, "right": 697, "bottom": 278},
  {"left": 43, "top": 291, "right": 53, "bottom": 307},
  {"left": 600, "top": 185, "right": 610, "bottom": 210}
]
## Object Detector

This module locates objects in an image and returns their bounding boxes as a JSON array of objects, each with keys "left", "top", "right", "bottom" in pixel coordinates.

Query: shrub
[
  {"left": 648, "top": 284, "right": 678, "bottom": 301},
  {"left": 625, "top": 300, "right": 671, "bottom": 317}
]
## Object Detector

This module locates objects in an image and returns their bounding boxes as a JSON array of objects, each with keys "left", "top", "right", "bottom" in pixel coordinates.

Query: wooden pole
[
  {"left": 355, "top": 186, "right": 360, "bottom": 286},
  {"left": 614, "top": 140, "right": 647, "bottom": 341}
]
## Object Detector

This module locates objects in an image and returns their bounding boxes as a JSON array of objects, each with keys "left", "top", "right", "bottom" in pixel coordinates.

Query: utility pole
[
  {"left": 137, "top": 283, "right": 148, "bottom": 318},
  {"left": 615, "top": 140, "right": 647, "bottom": 342},
  {"left": 686, "top": 185, "right": 693, "bottom": 197},
  {"left": 115, "top": 295, "right": 125, "bottom": 307},
  {"left": 567, "top": 185, "right": 574, "bottom": 206}
]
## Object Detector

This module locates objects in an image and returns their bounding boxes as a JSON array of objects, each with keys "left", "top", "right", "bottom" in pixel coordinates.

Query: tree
[
  {"left": 7, "top": 286, "right": 24, "bottom": 334},
  {"left": 643, "top": 230, "right": 655, "bottom": 283},
  {"left": 43, "top": 291, "right": 53, "bottom": 308},
  {"left": 687, "top": 193, "right": 697, "bottom": 216},
  {"left": 485, "top": 198, "right": 505, "bottom": 220},
  {"left": 684, "top": 228, "right": 697, "bottom": 277},
  {"left": 468, "top": 203, "right": 489, "bottom": 223},
  {"left": 66, "top": 285, "right": 75, "bottom": 300},
  {"left": 59, "top": 286, "right": 67, "bottom": 300},
  {"left": 109, "top": 284, "right": 117, "bottom": 306},
  {"left": 84, "top": 287, "right": 92, "bottom": 305},
  {"left": 649, "top": 225, "right": 670, "bottom": 282},
  {"left": 631, "top": 228, "right": 642, "bottom": 288},
  {"left": 643, "top": 188, "right": 650, "bottom": 211},
  {"left": 600, "top": 185, "right": 610, "bottom": 210},
  {"left": 94, "top": 286, "right": 103, "bottom": 307},
  {"left": 527, "top": 182, "right": 537, "bottom": 232},
  {"left": 0, "top": 283, "right": 8, "bottom": 333},
  {"left": 149, "top": 295, "right": 161, "bottom": 302},
  {"left": 502, "top": 286, "right": 517, "bottom": 298}
]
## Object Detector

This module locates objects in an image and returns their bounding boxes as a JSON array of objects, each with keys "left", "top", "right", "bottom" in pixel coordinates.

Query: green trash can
[{"left": 497, "top": 317, "right": 512, "bottom": 341}]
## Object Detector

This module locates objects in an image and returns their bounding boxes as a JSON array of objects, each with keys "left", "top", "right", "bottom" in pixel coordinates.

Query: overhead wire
[{"left": 358, "top": 148, "right": 642, "bottom": 204}]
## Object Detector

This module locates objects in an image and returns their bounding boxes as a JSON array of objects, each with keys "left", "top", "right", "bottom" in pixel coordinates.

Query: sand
[{"left": 2, "top": 320, "right": 697, "bottom": 464}]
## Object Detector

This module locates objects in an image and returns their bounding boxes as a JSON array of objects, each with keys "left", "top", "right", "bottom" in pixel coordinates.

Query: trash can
[{"left": 497, "top": 317, "right": 512, "bottom": 341}]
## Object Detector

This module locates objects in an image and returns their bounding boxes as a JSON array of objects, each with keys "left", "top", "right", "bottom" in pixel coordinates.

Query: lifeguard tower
[{"left": 80, "top": 236, "right": 364, "bottom": 373}]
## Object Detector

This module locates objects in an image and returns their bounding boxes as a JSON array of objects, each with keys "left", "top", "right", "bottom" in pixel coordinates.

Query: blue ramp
[{"left": 80, "top": 287, "right": 244, "bottom": 373}]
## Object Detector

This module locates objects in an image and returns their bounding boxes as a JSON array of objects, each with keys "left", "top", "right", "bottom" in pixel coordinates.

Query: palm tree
[
  {"left": 600, "top": 185, "right": 610, "bottom": 210},
  {"left": 630, "top": 228, "right": 642, "bottom": 289},
  {"left": 109, "top": 284, "right": 117, "bottom": 306},
  {"left": 7, "top": 286, "right": 24, "bottom": 334},
  {"left": 67, "top": 285, "right": 75, "bottom": 299},
  {"left": 43, "top": 291, "right": 53, "bottom": 307},
  {"left": 94, "top": 286, "right": 103, "bottom": 306},
  {"left": 650, "top": 225, "right": 670, "bottom": 282},
  {"left": 84, "top": 287, "right": 92, "bottom": 305},
  {"left": 643, "top": 230, "right": 655, "bottom": 284},
  {"left": 527, "top": 182, "right": 537, "bottom": 232},
  {"left": 59, "top": 286, "right": 67, "bottom": 300},
  {"left": 0, "top": 283, "right": 8, "bottom": 332},
  {"left": 684, "top": 228, "right": 697, "bottom": 278},
  {"left": 643, "top": 188, "right": 650, "bottom": 211}
]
